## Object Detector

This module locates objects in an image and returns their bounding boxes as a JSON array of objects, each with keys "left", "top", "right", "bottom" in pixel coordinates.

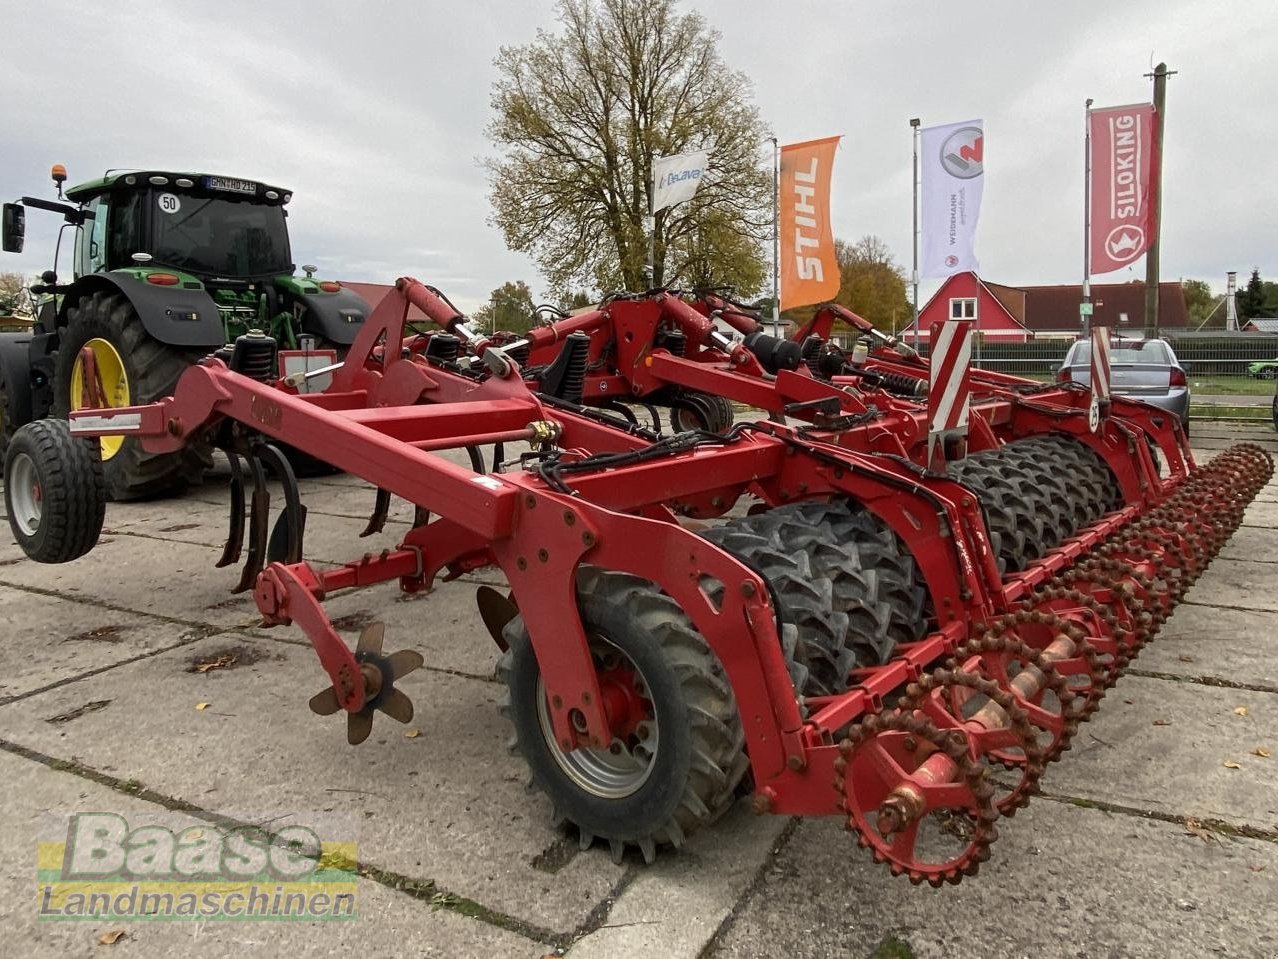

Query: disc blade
[
  {"left": 378, "top": 688, "right": 415, "bottom": 724},
  {"left": 357, "top": 621, "right": 385, "bottom": 655},
  {"left": 308, "top": 686, "right": 341, "bottom": 716},
  {"left": 476, "top": 586, "right": 518, "bottom": 650},
  {"left": 386, "top": 649, "right": 424, "bottom": 681},
  {"left": 347, "top": 709, "right": 375, "bottom": 745}
]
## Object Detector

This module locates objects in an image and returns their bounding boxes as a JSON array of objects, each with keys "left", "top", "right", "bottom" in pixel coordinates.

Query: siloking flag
[
  {"left": 921, "top": 119, "right": 984, "bottom": 278},
  {"left": 652, "top": 150, "right": 710, "bottom": 214},
  {"left": 1088, "top": 103, "right": 1158, "bottom": 274},
  {"left": 780, "top": 136, "right": 841, "bottom": 311}
]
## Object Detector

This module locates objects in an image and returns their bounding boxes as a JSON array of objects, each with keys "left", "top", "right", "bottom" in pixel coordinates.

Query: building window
[{"left": 950, "top": 297, "right": 977, "bottom": 320}]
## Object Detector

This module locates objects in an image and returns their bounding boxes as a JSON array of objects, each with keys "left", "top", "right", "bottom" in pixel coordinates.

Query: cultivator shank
[{"left": 15, "top": 275, "right": 1268, "bottom": 883}]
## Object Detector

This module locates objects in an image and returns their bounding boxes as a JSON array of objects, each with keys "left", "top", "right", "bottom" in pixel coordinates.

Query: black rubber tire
[
  {"left": 701, "top": 517, "right": 843, "bottom": 695},
  {"left": 748, "top": 501, "right": 930, "bottom": 668},
  {"left": 4, "top": 419, "right": 105, "bottom": 563},
  {"left": 0, "top": 361, "right": 22, "bottom": 463},
  {"left": 950, "top": 434, "right": 1123, "bottom": 574},
  {"left": 498, "top": 567, "right": 747, "bottom": 862},
  {"left": 53, "top": 291, "right": 210, "bottom": 500},
  {"left": 669, "top": 391, "right": 735, "bottom": 434}
]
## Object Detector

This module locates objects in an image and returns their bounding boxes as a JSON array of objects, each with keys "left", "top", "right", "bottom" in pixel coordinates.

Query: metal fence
[{"left": 910, "top": 330, "right": 1278, "bottom": 417}]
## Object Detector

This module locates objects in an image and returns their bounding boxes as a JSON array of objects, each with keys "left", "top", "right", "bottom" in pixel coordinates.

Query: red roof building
[{"left": 916, "top": 273, "right": 1188, "bottom": 340}]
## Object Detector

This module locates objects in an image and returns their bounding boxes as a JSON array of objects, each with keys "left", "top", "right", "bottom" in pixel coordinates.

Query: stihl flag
[
  {"left": 1089, "top": 104, "right": 1158, "bottom": 274},
  {"left": 780, "top": 136, "right": 841, "bottom": 311},
  {"left": 921, "top": 120, "right": 984, "bottom": 278},
  {"left": 652, "top": 150, "right": 710, "bottom": 214}
]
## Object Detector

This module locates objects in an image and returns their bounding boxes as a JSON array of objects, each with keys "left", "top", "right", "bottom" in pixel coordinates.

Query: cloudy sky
[{"left": 2, "top": 0, "right": 1275, "bottom": 312}]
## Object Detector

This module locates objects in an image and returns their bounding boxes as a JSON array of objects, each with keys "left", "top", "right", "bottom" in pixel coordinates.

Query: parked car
[
  {"left": 1057, "top": 337, "right": 1190, "bottom": 424},
  {"left": 1248, "top": 358, "right": 1278, "bottom": 379}
]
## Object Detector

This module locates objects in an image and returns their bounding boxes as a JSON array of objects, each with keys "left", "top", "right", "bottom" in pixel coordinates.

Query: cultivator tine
[
  {"left": 360, "top": 488, "right": 392, "bottom": 538},
  {"left": 305, "top": 622, "right": 425, "bottom": 745},
  {"left": 357, "top": 621, "right": 385, "bottom": 655},
  {"left": 385, "top": 649, "right": 425, "bottom": 681},
  {"left": 256, "top": 444, "right": 307, "bottom": 565},
  {"left": 308, "top": 687, "right": 342, "bottom": 716},
  {"left": 476, "top": 585, "right": 518, "bottom": 650},
  {"left": 216, "top": 451, "right": 247, "bottom": 569},
  {"left": 233, "top": 455, "right": 272, "bottom": 594}
]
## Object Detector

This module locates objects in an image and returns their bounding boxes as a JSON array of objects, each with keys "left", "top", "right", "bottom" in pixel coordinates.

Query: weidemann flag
[
  {"left": 651, "top": 150, "right": 710, "bottom": 214},
  {"left": 1088, "top": 103, "right": 1157, "bottom": 274},
  {"left": 921, "top": 120, "right": 984, "bottom": 278}
]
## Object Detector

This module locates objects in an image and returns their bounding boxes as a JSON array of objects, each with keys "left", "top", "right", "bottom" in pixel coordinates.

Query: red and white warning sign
[
  {"left": 927, "top": 319, "right": 974, "bottom": 468},
  {"left": 1089, "top": 324, "right": 1112, "bottom": 432}
]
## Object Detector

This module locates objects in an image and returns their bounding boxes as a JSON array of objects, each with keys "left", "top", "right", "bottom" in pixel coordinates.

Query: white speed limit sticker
[{"left": 157, "top": 192, "right": 181, "bottom": 214}]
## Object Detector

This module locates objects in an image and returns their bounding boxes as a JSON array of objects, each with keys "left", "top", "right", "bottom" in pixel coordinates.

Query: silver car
[{"left": 1057, "top": 337, "right": 1190, "bottom": 424}]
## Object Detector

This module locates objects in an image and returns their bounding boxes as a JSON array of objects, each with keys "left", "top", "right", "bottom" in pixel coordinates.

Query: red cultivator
[{"left": 5, "top": 277, "right": 1271, "bottom": 884}]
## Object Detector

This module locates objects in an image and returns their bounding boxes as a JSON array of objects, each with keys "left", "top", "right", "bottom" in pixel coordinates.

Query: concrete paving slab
[
  {"left": 1041, "top": 675, "right": 1278, "bottom": 830},
  {"left": 567, "top": 806, "right": 787, "bottom": 959},
  {"left": 1219, "top": 524, "right": 1278, "bottom": 563},
  {"left": 1138, "top": 602, "right": 1278, "bottom": 689},
  {"left": 0, "top": 585, "right": 205, "bottom": 703},
  {"left": 710, "top": 801, "right": 1278, "bottom": 959},
  {"left": 0, "top": 536, "right": 267, "bottom": 630},
  {"left": 1183, "top": 557, "right": 1278, "bottom": 613},
  {"left": 1243, "top": 499, "right": 1278, "bottom": 528},
  {"left": 0, "top": 634, "right": 624, "bottom": 934},
  {"left": 0, "top": 751, "right": 539, "bottom": 959}
]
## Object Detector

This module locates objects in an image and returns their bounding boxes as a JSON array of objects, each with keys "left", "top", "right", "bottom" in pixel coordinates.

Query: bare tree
[{"left": 486, "top": 0, "right": 771, "bottom": 296}]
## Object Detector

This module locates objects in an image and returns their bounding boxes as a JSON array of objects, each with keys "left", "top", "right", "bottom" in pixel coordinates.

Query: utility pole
[
  {"left": 1082, "top": 98, "right": 1094, "bottom": 335},
  {"left": 769, "top": 137, "right": 780, "bottom": 336},
  {"left": 1143, "top": 62, "right": 1174, "bottom": 338},
  {"left": 910, "top": 118, "right": 921, "bottom": 346}
]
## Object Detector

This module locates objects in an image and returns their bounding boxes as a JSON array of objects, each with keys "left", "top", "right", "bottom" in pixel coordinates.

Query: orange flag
[{"left": 780, "top": 136, "right": 841, "bottom": 311}]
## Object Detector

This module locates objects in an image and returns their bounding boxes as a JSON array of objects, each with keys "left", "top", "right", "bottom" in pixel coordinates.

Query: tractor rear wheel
[
  {"left": 4, "top": 419, "right": 105, "bottom": 563},
  {"left": 669, "top": 391, "right": 735, "bottom": 434},
  {"left": 499, "top": 567, "right": 747, "bottom": 863},
  {"left": 0, "top": 362, "right": 21, "bottom": 462},
  {"left": 53, "top": 292, "right": 210, "bottom": 500}
]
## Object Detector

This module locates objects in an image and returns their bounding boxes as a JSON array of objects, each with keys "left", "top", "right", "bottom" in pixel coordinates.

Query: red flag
[
  {"left": 780, "top": 137, "right": 841, "bottom": 311},
  {"left": 1089, "top": 104, "right": 1158, "bottom": 274}
]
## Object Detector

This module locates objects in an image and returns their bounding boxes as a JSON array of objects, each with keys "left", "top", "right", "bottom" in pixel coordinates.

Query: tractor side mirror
[{"left": 1, "top": 203, "right": 24, "bottom": 254}]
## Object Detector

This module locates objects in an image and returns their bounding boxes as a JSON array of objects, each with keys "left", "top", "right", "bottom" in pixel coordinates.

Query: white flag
[
  {"left": 651, "top": 150, "right": 709, "bottom": 214},
  {"left": 921, "top": 120, "right": 984, "bottom": 278}
]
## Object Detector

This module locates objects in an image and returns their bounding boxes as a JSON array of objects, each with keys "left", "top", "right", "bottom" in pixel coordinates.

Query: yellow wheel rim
[{"left": 70, "top": 337, "right": 129, "bottom": 461}]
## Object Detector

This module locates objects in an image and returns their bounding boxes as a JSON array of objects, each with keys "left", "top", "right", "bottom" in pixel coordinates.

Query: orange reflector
[
  {"left": 145, "top": 273, "right": 181, "bottom": 286},
  {"left": 318, "top": 281, "right": 341, "bottom": 292},
  {"left": 51, "top": 164, "right": 68, "bottom": 183}
]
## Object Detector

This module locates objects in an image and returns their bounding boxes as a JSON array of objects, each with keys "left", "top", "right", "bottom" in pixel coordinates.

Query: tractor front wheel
[
  {"left": 499, "top": 567, "right": 746, "bottom": 863},
  {"left": 4, "top": 419, "right": 105, "bottom": 563},
  {"left": 53, "top": 292, "right": 210, "bottom": 500}
]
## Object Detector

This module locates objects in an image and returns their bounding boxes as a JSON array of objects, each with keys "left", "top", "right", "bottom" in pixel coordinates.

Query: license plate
[{"left": 204, "top": 176, "right": 257, "bottom": 195}]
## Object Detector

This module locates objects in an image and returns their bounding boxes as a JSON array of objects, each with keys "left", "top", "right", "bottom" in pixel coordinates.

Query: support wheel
[
  {"left": 498, "top": 567, "right": 747, "bottom": 863},
  {"left": 53, "top": 291, "right": 211, "bottom": 500},
  {"left": 4, "top": 419, "right": 105, "bottom": 563},
  {"left": 669, "top": 391, "right": 735, "bottom": 434}
]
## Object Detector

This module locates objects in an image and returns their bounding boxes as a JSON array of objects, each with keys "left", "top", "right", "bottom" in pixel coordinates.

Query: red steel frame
[{"left": 65, "top": 277, "right": 1210, "bottom": 821}]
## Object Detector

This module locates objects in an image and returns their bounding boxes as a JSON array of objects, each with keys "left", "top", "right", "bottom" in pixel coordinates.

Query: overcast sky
[{"left": 2, "top": 0, "right": 1275, "bottom": 312}]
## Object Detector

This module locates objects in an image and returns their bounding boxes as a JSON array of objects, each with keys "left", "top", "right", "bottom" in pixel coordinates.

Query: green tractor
[{"left": 0, "top": 165, "right": 367, "bottom": 498}]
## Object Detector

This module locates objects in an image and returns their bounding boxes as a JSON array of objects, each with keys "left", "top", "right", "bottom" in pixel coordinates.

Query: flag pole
[
  {"left": 646, "top": 155, "right": 656, "bottom": 289},
  {"left": 909, "top": 118, "right": 921, "bottom": 347},
  {"left": 1082, "top": 98, "right": 1093, "bottom": 335},
  {"left": 770, "top": 136, "right": 780, "bottom": 336}
]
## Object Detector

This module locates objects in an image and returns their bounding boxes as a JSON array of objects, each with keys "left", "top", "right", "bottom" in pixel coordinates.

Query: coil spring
[
  {"left": 425, "top": 334, "right": 461, "bottom": 362},
  {"left": 657, "top": 329, "right": 687, "bottom": 357},
  {"left": 801, "top": 336, "right": 825, "bottom": 376}
]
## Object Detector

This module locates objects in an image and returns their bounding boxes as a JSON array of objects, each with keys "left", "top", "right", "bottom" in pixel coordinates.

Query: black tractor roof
[{"left": 65, "top": 171, "right": 292, "bottom": 205}]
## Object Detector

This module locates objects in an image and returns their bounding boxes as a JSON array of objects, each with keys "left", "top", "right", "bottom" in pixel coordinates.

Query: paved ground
[{"left": 0, "top": 423, "right": 1275, "bottom": 958}]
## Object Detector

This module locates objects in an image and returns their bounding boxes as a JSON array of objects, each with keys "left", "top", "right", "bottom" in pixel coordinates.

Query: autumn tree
[
  {"left": 473, "top": 281, "right": 538, "bottom": 335},
  {"left": 0, "top": 272, "right": 30, "bottom": 317},
  {"left": 486, "top": 0, "right": 771, "bottom": 296},
  {"left": 783, "top": 236, "right": 911, "bottom": 333}
]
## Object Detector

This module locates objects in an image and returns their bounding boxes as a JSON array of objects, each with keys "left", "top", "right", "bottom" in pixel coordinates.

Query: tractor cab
[{"left": 0, "top": 165, "right": 368, "bottom": 499}]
